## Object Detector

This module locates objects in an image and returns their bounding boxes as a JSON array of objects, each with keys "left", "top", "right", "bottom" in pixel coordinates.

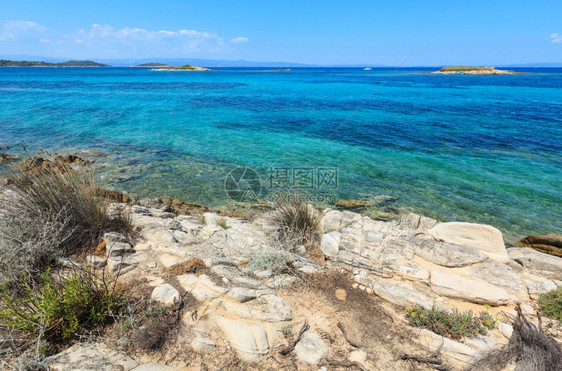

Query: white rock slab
[
  {"left": 429, "top": 222, "right": 509, "bottom": 263},
  {"left": 430, "top": 270, "right": 510, "bottom": 306}
]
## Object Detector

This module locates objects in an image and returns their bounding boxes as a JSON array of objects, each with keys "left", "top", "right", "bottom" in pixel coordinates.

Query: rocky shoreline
[
  {"left": 8, "top": 193, "right": 554, "bottom": 370},
  {"left": 0, "top": 155, "right": 560, "bottom": 369}
]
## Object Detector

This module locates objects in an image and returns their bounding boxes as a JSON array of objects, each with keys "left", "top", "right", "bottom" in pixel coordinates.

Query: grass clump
[
  {"left": 0, "top": 268, "right": 122, "bottom": 342},
  {"left": 9, "top": 164, "right": 128, "bottom": 250},
  {"left": 217, "top": 217, "right": 230, "bottom": 230},
  {"left": 0, "top": 157, "right": 132, "bottom": 282},
  {"left": 405, "top": 305, "right": 496, "bottom": 340},
  {"left": 538, "top": 287, "right": 562, "bottom": 322},
  {"left": 274, "top": 200, "right": 320, "bottom": 253}
]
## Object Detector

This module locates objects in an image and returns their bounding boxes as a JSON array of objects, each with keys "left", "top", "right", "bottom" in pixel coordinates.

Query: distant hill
[
  {"left": 134, "top": 63, "right": 173, "bottom": 68},
  {"left": 0, "top": 59, "right": 110, "bottom": 67}
]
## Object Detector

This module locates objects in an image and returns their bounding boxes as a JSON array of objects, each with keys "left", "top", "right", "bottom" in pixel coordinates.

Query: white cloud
[
  {"left": 75, "top": 24, "right": 216, "bottom": 44},
  {"left": 550, "top": 33, "right": 562, "bottom": 43},
  {"left": 68, "top": 24, "right": 226, "bottom": 55},
  {"left": 0, "top": 20, "right": 46, "bottom": 41},
  {"left": 231, "top": 37, "right": 249, "bottom": 44}
]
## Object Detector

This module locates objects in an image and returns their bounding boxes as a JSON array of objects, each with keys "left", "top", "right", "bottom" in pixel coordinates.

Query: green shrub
[
  {"left": 0, "top": 268, "right": 122, "bottom": 341},
  {"left": 247, "top": 250, "right": 292, "bottom": 275},
  {"left": 274, "top": 200, "right": 320, "bottom": 252},
  {"left": 539, "top": 287, "right": 562, "bottom": 322},
  {"left": 405, "top": 305, "right": 496, "bottom": 340}
]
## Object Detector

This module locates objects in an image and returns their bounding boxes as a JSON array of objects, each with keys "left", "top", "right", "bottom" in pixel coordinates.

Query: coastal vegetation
[
  {"left": 0, "top": 155, "right": 131, "bottom": 363},
  {"left": 405, "top": 305, "right": 496, "bottom": 340},
  {"left": 0, "top": 59, "right": 109, "bottom": 67},
  {"left": 539, "top": 287, "right": 562, "bottom": 322}
]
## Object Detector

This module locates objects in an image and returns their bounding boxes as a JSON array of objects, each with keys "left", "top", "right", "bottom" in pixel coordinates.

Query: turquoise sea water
[{"left": 0, "top": 67, "right": 561, "bottom": 241}]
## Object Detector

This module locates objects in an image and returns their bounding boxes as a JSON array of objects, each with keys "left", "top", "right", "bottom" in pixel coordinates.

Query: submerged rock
[{"left": 335, "top": 199, "right": 372, "bottom": 211}]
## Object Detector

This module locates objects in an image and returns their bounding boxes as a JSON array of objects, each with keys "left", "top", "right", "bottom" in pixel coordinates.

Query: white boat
[{"left": 363, "top": 67, "right": 372, "bottom": 71}]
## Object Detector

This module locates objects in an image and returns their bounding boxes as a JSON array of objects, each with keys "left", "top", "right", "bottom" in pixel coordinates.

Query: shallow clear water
[{"left": 0, "top": 67, "right": 561, "bottom": 241}]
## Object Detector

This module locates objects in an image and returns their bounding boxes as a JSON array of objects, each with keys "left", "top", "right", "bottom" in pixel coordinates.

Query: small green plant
[
  {"left": 0, "top": 268, "right": 122, "bottom": 341},
  {"left": 217, "top": 217, "right": 230, "bottom": 230},
  {"left": 280, "top": 326, "right": 292, "bottom": 338},
  {"left": 405, "top": 305, "right": 496, "bottom": 340},
  {"left": 538, "top": 287, "right": 562, "bottom": 322}
]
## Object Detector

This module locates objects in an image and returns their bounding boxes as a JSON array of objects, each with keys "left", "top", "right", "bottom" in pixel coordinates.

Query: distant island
[
  {"left": 150, "top": 64, "right": 211, "bottom": 71},
  {"left": 133, "top": 63, "right": 173, "bottom": 68},
  {"left": 432, "top": 66, "right": 520, "bottom": 75},
  {"left": 0, "top": 59, "right": 110, "bottom": 67}
]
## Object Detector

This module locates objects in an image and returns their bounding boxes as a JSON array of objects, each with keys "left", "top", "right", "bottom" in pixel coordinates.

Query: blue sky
[{"left": 1, "top": 0, "right": 561, "bottom": 65}]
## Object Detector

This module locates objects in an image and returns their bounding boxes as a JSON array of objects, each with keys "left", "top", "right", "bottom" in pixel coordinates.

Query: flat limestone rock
[
  {"left": 369, "top": 279, "right": 437, "bottom": 309},
  {"left": 321, "top": 231, "right": 341, "bottom": 258},
  {"left": 414, "top": 329, "right": 477, "bottom": 366},
  {"left": 47, "top": 343, "right": 138, "bottom": 371},
  {"left": 151, "top": 283, "right": 180, "bottom": 305},
  {"left": 522, "top": 276, "right": 557, "bottom": 300},
  {"left": 386, "top": 261, "right": 430, "bottom": 281},
  {"left": 294, "top": 332, "right": 329, "bottom": 365},
  {"left": 430, "top": 270, "right": 510, "bottom": 306},
  {"left": 429, "top": 222, "right": 509, "bottom": 263},
  {"left": 460, "top": 260, "right": 527, "bottom": 297},
  {"left": 178, "top": 274, "right": 229, "bottom": 302},
  {"left": 508, "top": 247, "right": 562, "bottom": 276},
  {"left": 215, "top": 316, "right": 278, "bottom": 363},
  {"left": 414, "top": 234, "right": 488, "bottom": 267}
]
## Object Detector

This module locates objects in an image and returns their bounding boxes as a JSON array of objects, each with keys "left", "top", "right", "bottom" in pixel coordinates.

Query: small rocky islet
[{"left": 432, "top": 66, "right": 521, "bottom": 75}]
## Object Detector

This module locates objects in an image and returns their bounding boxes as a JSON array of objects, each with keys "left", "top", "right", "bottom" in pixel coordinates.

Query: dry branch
[
  {"left": 337, "top": 322, "right": 361, "bottom": 348},
  {"left": 278, "top": 320, "right": 310, "bottom": 355}
]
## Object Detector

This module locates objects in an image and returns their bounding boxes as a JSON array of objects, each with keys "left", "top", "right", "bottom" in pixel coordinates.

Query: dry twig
[
  {"left": 278, "top": 320, "right": 310, "bottom": 355},
  {"left": 337, "top": 322, "right": 361, "bottom": 348},
  {"left": 399, "top": 352, "right": 451, "bottom": 370}
]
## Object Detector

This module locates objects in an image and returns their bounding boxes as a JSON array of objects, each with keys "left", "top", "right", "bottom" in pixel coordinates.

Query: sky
[{"left": 1, "top": 0, "right": 561, "bottom": 66}]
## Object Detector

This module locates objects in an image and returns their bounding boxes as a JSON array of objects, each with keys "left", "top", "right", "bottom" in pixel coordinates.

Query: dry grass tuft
[
  {"left": 274, "top": 200, "right": 320, "bottom": 253},
  {"left": 166, "top": 257, "right": 205, "bottom": 275},
  {"left": 0, "top": 158, "right": 132, "bottom": 282}
]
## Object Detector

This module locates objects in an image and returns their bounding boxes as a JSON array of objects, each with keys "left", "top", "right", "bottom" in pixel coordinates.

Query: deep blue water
[{"left": 0, "top": 67, "right": 561, "bottom": 241}]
